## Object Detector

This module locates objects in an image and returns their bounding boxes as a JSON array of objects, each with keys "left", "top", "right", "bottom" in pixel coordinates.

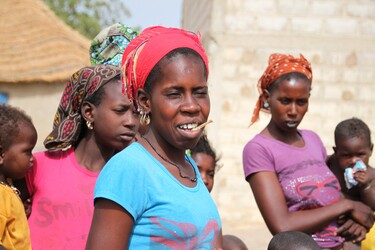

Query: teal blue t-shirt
[{"left": 95, "top": 142, "right": 222, "bottom": 249}]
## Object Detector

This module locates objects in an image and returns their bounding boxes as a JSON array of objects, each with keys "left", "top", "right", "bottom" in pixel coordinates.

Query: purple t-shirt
[{"left": 243, "top": 130, "right": 343, "bottom": 248}]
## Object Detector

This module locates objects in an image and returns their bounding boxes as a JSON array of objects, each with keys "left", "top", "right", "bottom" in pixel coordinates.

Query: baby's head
[
  {"left": 189, "top": 133, "right": 220, "bottom": 192},
  {"left": 334, "top": 117, "right": 373, "bottom": 170},
  {"left": 222, "top": 235, "right": 248, "bottom": 250},
  {"left": 267, "top": 231, "right": 320, "bottom": 250},
  {"left": 0, "top": 104, "right": 37, "bottom": 180}
]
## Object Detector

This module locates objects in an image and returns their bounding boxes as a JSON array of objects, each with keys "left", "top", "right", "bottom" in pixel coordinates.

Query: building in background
[
  {"left": 0, "top": 0, "right": 90, "bottom": 150},
  {"left": 182, "top": 0, "right": 375, "bottom": 248}
]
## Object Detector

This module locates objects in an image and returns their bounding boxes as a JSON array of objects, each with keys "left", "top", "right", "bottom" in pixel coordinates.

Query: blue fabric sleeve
[{"left": 94, "top": 144, "right": 147, "bottom": 220}]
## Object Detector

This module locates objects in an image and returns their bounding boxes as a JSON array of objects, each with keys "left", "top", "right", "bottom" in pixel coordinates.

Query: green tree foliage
[{"left": 43, "top": 0, "right": 131, "bottom": 38}]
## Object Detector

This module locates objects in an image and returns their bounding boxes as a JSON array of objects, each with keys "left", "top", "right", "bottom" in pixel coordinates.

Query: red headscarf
[
  {"left": 250, "top": 53, "right": 313, "bottom": 125},
  {"left": 121, "top": 26, "right": 209, "bottom": 101}
]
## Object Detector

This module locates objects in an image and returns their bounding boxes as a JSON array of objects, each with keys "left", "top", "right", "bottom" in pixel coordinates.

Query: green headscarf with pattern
[{"left": 90, "top": 23, "right": 138, "bottom": 66}]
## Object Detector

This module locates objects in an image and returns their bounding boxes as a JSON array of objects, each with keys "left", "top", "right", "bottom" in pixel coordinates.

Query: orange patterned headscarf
[{"left": 250, "top": 53, "right": 313, "bottom": 125}]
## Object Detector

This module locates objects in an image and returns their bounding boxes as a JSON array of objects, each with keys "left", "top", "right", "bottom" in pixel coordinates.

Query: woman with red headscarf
[
  {"left": 86, "top": 26, "right": 222, "bottom": 249},
  {"left": 242, "top": 53, "right": 374, "bottom": 249}
]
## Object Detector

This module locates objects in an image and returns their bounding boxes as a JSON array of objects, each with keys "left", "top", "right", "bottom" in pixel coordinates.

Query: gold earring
[
  {"left": 139, "top": 111, "right": 150, "bottom": 126},
  {"left": 86, "top": 120, "right": 93, "bottom": 130}
]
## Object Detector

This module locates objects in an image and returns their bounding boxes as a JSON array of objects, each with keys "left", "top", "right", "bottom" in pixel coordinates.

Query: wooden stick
[{"left": 191, "top": 120, "right": 213, "bottom": 131}]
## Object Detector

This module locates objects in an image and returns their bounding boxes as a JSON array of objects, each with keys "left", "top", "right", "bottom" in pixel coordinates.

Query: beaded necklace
[
  {"left": 0, "top": 180, "right": 21, "bottom": 196},
  {"left": 142, "top": 136, "right": 197, "bottom": 182}
]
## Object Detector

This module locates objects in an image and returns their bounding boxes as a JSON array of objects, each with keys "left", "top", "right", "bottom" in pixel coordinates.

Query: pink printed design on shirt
[
  {"left": 296, "top": 176, "right": 340, "bottom": 200},
  {"left": 149, "top": 217, "right": 219, "bottom": 249}
]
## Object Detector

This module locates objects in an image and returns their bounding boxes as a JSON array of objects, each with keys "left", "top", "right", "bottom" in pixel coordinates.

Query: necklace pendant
[
  {"left": 142, "top": 136, "right": 198, "bottom": 184},
  {"left": 11, "top": 186, "right": 21, "bottom": 196}
]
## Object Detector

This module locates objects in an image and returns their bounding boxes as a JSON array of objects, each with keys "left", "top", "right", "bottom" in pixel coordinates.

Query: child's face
[
  {"left": 1, "top": 121, "right": 37, "bottom": 180},
  {"left": 193, "top": 152, "right": 215, "bottom": 192},
  {"left": 91, "top": 79, "right": 139, "bottom": 151},
  {"left": 334, "top": 136, "right": 373, "bottom": 171},
  {"left": 266, "top": 78, "right": 310, "bottom": 133}
]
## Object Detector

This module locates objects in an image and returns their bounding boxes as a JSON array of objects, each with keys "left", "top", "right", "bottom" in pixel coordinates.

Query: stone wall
[{"left": 182, "top": 0, "right": 375, "bottom": 238}]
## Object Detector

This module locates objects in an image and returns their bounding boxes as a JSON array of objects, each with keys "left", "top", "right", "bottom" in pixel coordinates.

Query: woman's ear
[
  {"left": 262, "top": 89, "right": 270, "bottom": 107},
  {"left": 81, "top": 101, "right": 95, "bottom": 123},
  {"left": 136, "top": 89, "right": 151, "bottom": 113}
]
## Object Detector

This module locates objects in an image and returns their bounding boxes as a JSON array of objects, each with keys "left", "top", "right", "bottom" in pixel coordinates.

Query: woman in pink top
[{"left": 15, "top": 65, "right": 138, "bottom": 249}]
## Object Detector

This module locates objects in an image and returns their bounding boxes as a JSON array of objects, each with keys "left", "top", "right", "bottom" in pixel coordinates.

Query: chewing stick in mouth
[{"left": 192, "top": 120, "right": 213, "bottom": 131}]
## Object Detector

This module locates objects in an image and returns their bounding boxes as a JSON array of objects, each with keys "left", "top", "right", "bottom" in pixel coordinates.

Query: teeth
[
  {"left": 179, "top": 123, "right": 198, "bottom": 130},
  {"left": 286, "top": 122, "right": 297, "bottom": 128}
]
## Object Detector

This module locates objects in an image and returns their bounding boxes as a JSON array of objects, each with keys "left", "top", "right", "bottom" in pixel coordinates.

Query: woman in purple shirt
[{"left": 242, "top": 53, "right": 374, "bottom": 249}]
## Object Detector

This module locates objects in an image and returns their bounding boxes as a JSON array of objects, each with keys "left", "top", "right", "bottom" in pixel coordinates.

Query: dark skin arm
[
  {"left": 86, "top": 198, "right": 134, "bottom": 250},
  {"left": 335, "top": 196, "right": 371, "bottom": 242},
  {"left": 216, "top": 230, "right": 223, "bottom": 250},
  {"left": 337, "top": 217, "right": 368, "bottom": 242},
  {"left": 248, "top": 172, "right": 374, "bottom": 238},
  {"left": 86, "top": 200, "right": 224, "bottom": 250},
  {"left": 355, "top": 167, "right": 375, "bottom": 210}
]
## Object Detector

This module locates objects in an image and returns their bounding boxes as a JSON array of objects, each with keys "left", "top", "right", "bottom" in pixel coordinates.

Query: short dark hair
[
  {"left": 334, "top": 117, "right": 372, "bottom": 147},
  {"left": 0, "top": 104, "right": 34, "bottom": 151},
  {"left": 144, "top": 47, "right": 208, "bottom": 94},
  {"left": 190, "top": 133, "right": 220, "bottom": 167},
  {"left": 267, "top": 231, "right": 320, "bottom": 250}
]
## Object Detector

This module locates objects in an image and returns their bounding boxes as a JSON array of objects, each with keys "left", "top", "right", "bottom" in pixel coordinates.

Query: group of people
[
  {"left": 0, "top": 23, "right": 225, "bottom": 250},
  {"left": 0, "top": 22, "right": 374, "bottom": 250}
]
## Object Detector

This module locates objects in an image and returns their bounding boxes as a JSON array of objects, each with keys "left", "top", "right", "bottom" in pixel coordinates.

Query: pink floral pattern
[{"left": 149, "top": 217, "right": 220, "bottom": 249}]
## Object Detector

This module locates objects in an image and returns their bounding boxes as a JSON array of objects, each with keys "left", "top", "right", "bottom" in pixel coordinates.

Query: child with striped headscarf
[{"left": 243, "top": 53, "right": 374, "bottom": 250}]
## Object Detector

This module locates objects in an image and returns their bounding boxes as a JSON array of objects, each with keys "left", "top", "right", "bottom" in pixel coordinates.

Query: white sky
[{"left": 122, "top": 0, "right": 183, "bottom": 30}]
